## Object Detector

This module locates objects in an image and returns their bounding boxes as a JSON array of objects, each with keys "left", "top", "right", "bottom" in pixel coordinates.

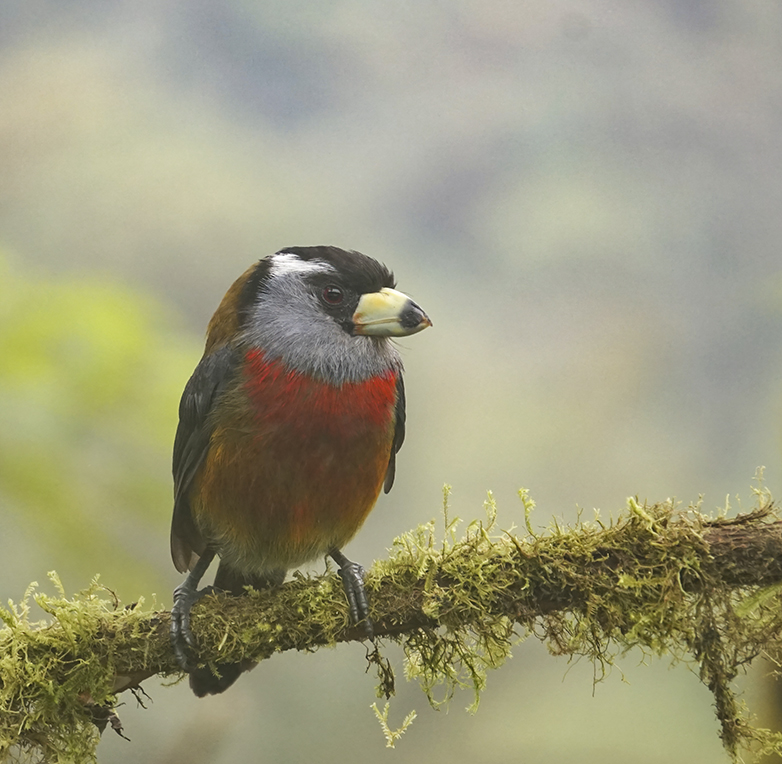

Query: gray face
[{"left": 238, "top": 253, "right": 402, "bottom": 384}]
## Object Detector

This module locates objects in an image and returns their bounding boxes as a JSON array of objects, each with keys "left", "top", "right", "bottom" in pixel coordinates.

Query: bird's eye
[{"left": 321, "top": 286, "right": 344, "bottom": 305}]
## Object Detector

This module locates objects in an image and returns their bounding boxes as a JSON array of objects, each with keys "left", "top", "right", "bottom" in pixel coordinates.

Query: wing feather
[
  {"left": 383, "top": 373, "right": 406, "bottom": 494},
  {"left": 170, "top": 345, "right": 238, "bottom": 572}
]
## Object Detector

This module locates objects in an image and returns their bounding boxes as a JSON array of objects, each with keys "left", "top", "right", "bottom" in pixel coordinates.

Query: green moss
[
  {"left": 371, "top": 483, "right": 782, "bottom": 761},
  {"left": 1, "top": 574, "right": 128, "bottom": 762},
  {"left": 3, "top": 486, "right": 782, "bottom": 762}
]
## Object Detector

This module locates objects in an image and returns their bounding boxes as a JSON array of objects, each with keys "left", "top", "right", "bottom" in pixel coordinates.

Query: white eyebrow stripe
[{"left": 270, "top": 253, "right": 335, "bottom": 277}]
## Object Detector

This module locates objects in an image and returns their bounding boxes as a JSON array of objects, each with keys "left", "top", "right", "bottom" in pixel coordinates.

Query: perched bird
[{"left": 170, "top": 245, "right": 431, "bottom": 696}]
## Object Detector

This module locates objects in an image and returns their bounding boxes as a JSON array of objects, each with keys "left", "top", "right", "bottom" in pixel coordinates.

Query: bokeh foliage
[{"left": 0, "top": 252, "right": 199, "bottom": 598}]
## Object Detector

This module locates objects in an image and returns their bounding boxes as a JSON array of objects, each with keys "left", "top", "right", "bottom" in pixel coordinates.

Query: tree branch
[{"left": 3, "top": 496, "right": 782, "bottom": 763}]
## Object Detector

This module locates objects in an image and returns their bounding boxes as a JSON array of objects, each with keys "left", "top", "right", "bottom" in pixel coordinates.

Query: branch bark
[{"left": 3, "top": 499, "right": 782, "bottom": 763}]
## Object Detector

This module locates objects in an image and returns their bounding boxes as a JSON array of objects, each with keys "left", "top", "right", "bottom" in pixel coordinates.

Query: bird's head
[{"left": 204, "top": 246, "right": 431, "bottom": 383}]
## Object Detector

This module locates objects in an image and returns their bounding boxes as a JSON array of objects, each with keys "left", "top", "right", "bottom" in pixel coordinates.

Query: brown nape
[{"left": 204, "top": 261, "right": 262, "bottom": 353}]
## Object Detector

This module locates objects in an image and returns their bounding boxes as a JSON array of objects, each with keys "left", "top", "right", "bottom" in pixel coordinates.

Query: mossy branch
[{"left": 4, "top": 491, "right": 782, "bottom": 763}]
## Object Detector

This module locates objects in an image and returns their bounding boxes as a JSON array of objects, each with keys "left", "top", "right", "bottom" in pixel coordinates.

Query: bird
[{"left": 169, "top": 245, "right": 431, "bottom": 696}]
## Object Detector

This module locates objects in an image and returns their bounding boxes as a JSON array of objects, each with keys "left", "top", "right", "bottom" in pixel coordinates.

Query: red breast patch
[{"left": 243, "top": 349, "right": 397, "bottom": 433}]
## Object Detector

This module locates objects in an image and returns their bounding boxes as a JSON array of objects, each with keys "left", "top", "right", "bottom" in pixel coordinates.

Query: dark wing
[
  {"left": 170, "top": 344, "right": 239, "bottom": 572},
  {"left": 383, "top": 373, "right": 406, "bottom": 494}
]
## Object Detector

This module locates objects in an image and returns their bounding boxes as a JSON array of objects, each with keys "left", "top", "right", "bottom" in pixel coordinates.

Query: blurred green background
[{"left": 1, "top": 1, "right": 782, "bottom": 761}]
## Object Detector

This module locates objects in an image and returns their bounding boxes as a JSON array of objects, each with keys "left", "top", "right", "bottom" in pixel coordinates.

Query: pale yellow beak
[{"left": 352, "top": 287, "right": 432, "bottom": 337}]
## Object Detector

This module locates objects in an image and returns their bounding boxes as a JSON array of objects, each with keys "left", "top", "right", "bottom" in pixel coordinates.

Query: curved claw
[
  {"left": 331, "top": 550, "right": 374, "bottom": 639},
  {"left": 171, "top": 583, "right": 215, "bottom": 671},
  {"left": 170, "top": 548, "right": 217, "bottom": 671}
]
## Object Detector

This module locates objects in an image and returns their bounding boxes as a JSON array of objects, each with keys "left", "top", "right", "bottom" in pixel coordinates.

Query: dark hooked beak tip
[{"left": 400, "top": 301, "right": 432, "bottom": 331}]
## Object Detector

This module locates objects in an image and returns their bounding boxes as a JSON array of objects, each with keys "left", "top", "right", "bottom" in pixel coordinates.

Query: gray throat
[{"left": 239, "top": 275, "right": 402, "bottom": 385}]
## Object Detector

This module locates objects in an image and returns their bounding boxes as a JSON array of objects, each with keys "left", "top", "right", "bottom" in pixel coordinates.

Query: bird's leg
[
  {"left": 171, "top": 548, "right": 217, "bottom": 671},
  {"left": 330, "top": 549, "right": 373, "bottom": 639}
]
